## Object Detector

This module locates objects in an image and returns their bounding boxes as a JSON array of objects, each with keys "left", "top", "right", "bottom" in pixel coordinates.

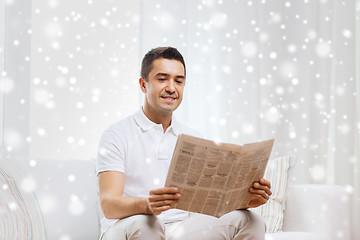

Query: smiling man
[{"left": 96, "top": 47, "right": 271, "bottom": 240}]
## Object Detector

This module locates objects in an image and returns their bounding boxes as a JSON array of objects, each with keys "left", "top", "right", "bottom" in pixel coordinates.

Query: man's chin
[{"left": 159, "top": 104, "right": 179, "bottom": 114}]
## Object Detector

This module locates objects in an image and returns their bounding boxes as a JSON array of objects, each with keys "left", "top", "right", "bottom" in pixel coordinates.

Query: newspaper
[{"left": 164, "top": 134, "right": 274, "bottom": 218}]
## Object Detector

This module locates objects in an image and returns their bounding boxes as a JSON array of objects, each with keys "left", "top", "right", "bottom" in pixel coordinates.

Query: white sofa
[{"left": 25, "top": 159, "right": 351, "bottom": 240}]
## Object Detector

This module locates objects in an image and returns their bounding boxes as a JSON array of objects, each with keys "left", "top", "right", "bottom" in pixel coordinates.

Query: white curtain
[
  {"left": 354, "top": 1, "right": 360, "bottom": 239},
  {"left": 140, "top": 0, "right": 360, "bottom": 239},
  {"left": 28, "top": 0, "right": 140, "bottom": 159}
]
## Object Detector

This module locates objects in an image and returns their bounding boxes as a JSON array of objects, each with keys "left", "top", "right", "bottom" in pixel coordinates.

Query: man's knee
[
  {"left": 220, "top": 210, "right": 265, "bottom": 240},
  {"left": 102, "top": 215, "right": 164, "bottom": 240},
  {"left": 237, "top": 210, "right": 265, "bottom": 240},
  {"left": 246, "top": 210, "right": 265, "bottom": 229}
]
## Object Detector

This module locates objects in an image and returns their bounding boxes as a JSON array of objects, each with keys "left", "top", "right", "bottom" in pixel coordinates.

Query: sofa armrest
[{"left": 283, "top": 184, "right": 351, "bottom": 240}]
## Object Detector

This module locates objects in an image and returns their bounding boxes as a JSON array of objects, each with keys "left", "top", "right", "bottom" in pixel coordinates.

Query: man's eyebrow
[
  {"left": 154, "top": 73, "right": 169, "bottom": 77},
  {"left": 155, "top": 72, "right": 185, "bottom": 79}
]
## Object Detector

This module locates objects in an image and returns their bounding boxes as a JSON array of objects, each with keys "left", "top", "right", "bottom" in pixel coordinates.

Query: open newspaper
[{"left": 165, "top": 134, "right": 274, "bottom": 218}]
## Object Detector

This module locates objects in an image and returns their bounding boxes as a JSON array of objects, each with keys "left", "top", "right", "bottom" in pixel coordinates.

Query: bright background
[{"left": 1, "top": 0, "right": 359, "bottom": 239}]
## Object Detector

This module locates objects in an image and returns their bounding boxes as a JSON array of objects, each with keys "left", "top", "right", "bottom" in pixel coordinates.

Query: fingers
[
  {"left": 249, "top": 194, "right": 268, "bottom": 207},
  {"left": 149, "top": 199, "right": 179, "bottom": 208},
  {"left": 149, "top": 193, "right": 181, "bottom": 203},
  {"left": 150, "top": 205, "right": 172, "bottom": 215},
  {"left": 249, "top": 179, "right": 272, "bottom": 203},
  {"left": 150, "top": 187, "right": 179, "bottom": 195},
  {"left": 148, "top": 187, "right": 181, "bottom": 215},
  {"left": 252, "top": 179, "right": 272, "bottom": 196},
  {"left": 249, "top": 187, "right": 270, "bottom": 200},
  {"left": 260, "top": 178, "right": 271, "bottom": 189}
]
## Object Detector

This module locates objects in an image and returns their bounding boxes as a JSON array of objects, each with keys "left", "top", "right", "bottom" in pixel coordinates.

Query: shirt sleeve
[{"left": 96, "top": 128, "right": 126, "bottom": 175}]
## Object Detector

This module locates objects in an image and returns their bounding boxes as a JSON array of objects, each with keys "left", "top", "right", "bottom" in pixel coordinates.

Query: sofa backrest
[{"left": 284, "top": 184, "right": 351, "bottom": 240}]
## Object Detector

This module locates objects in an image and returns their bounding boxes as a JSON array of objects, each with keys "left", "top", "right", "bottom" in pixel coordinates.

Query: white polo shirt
[{"left": 96, "top": 108, "right": 200, "bottom": 233}]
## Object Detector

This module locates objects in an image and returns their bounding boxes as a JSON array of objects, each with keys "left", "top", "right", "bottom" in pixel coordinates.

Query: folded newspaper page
[{"left": 164, "top": 134, "right": 274, "bottom": 218}]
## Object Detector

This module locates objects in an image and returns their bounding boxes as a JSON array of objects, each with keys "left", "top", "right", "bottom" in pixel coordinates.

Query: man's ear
[{"left": 139, "top": 77, "right": 147, "bottom": 93}]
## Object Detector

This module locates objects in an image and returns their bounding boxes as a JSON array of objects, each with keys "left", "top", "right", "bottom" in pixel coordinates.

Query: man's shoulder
[{"left": 103, "top": 112, "right": 137, "bottom": 136}]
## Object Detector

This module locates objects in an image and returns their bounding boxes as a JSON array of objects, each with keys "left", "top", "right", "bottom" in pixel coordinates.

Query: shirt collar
[
  {"left": 133, "top": 107, "right": 180, "bottom": 136},
  {"left": 170, "top": 115, "right": 180, "bottom": 136}
]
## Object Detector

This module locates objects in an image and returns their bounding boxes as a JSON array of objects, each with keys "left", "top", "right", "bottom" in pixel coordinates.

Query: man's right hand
[{"left": 147, "top": 187, "right": 181, "bottom": 215}]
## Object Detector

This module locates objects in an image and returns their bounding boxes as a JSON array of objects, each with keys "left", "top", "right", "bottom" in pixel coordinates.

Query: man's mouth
[{"left": 161, "top": 96, "right": 177, "bottom": 101}]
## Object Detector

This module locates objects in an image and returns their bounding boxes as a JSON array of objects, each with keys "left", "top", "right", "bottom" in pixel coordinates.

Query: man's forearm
[{"left": 101, "top": 195, "right": 151, "bottom": 219}]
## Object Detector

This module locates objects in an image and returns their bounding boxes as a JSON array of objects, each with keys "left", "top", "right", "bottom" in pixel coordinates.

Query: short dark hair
[{"left": 141, "top": 47, "right": 186, "bottom": 81}]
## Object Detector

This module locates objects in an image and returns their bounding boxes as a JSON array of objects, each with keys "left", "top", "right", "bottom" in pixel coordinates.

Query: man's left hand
[{"left": 247, "top": 178, "right": 272, "bottom": 208}]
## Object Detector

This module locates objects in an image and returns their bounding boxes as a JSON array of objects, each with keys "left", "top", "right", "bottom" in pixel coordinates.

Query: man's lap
[
  {"left": 165, "top": 210, "right": 261, "bottom": 240},
  {"left": 101, "top": 210, "right": 265, "bottom": 240}
]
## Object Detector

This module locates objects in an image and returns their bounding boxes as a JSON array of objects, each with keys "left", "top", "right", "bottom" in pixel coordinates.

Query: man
[{"left": 96, "top": 47, "right": 272, "bottom": 240}]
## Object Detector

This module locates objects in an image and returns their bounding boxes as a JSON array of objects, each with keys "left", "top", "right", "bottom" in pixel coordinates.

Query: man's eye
[
  {"left": 159, "top": 78, "right": 166, "bottom": 81},
  {"left": 176, "top": 80, "right": 183, "bottom": 84}
]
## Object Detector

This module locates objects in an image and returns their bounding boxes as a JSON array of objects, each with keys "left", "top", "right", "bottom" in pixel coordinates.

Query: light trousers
[{"left": 100, "top": 210, "right": 265, "bottom": 240}]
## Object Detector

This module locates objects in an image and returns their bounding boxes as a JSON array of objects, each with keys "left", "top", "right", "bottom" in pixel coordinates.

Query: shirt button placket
[{"left": 158, "top": 132, "right": 167, "bottom": 161}]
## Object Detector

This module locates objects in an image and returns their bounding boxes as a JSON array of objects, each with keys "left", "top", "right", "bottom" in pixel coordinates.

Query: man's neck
[{"left": 142, "top": 106, "right": 172, "bottom": 133}]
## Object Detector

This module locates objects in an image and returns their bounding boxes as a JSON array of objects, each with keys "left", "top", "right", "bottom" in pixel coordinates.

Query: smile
[{"left": 161, "top": 96, "right": 176, "bottom": 101}]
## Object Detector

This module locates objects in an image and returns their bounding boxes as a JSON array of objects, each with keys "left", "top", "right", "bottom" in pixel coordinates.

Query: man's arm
[{"left": 98, "top": 171, "right": 181, "bottom": 219}]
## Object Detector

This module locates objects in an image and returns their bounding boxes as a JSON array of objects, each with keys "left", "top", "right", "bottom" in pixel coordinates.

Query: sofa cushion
[{"left": 251, "top": 156, "right": 295, "bottom": 232}]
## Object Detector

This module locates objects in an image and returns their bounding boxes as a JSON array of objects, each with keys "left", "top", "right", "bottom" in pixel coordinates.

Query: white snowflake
[
  {"left": 210, "top": 13, "right": 227, "bottom": 28},
  {"left": 289, "top": 131, "right": 297, "bottom": 139},
  {"left": 155, "top": 13, "right": 176, "bottom": 30},
  {"left": 310, "top": 164, "right": 325, "bottom": 181},
  {"left": 59, "top": 235, "right": 72, "bottom": 240},
  {"left": 337, "top": 123, "right": 350, "bottom": 134},
  {"left": 29, "top": 159, "right": 37, "bottom": 167},
  {"left": 153, "top": 178, "right": 161, "bottom": 186},
  {"left": 37, "top": 128, "right": 47, "bottom": 137},
  {"left": 44, "top": 22, "right": 62, "bottom": 39},
  {"left": 241, "top": 42, "right": 258, "bottom": 58},
  {"left": 242, "top": 123, "right": 254, "bottom": 134},
  {"left": 21, "top": 175, "right": 37, "bottom": 193},
  {"left": 316, "top": 42, "right": 331, "bottom": 58},
  {"left": 0, "top": 77, "right": 14, "bottom": 93},
  {"left": 222, "top": 65, "right": 231, "bottom": 74},
  {"left": 279, "top": 62, "right": 297, "bottom": 78},
  {"left": 39, "top": 194, "right": 57, "bottom": 213},
  {"left": 5, "top": 128, "right": 22, "bottom": 148},
  {"left": 68, "top": 175, "right": 76, "bottom": 182},
  {"left": 231, "top": 131, "right": 239, "bottom": 138},
  {"left": 265, "top": 107, "right": 281, "bottom": 124},
  {"left": 69, "top": 194, "right": 85, "bottom": 215},
  {"left": 342, "top": 29, "right": 352, "bottom": 38}
]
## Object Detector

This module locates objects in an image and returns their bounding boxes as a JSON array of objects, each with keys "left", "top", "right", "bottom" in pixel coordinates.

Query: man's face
[{"left": 140, "top": 58, "right": 185, "bottom": 116}]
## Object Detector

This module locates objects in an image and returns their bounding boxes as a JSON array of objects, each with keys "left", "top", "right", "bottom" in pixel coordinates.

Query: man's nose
[{"left": 165, "top": 79, "right": 176, "bottom": 93}]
